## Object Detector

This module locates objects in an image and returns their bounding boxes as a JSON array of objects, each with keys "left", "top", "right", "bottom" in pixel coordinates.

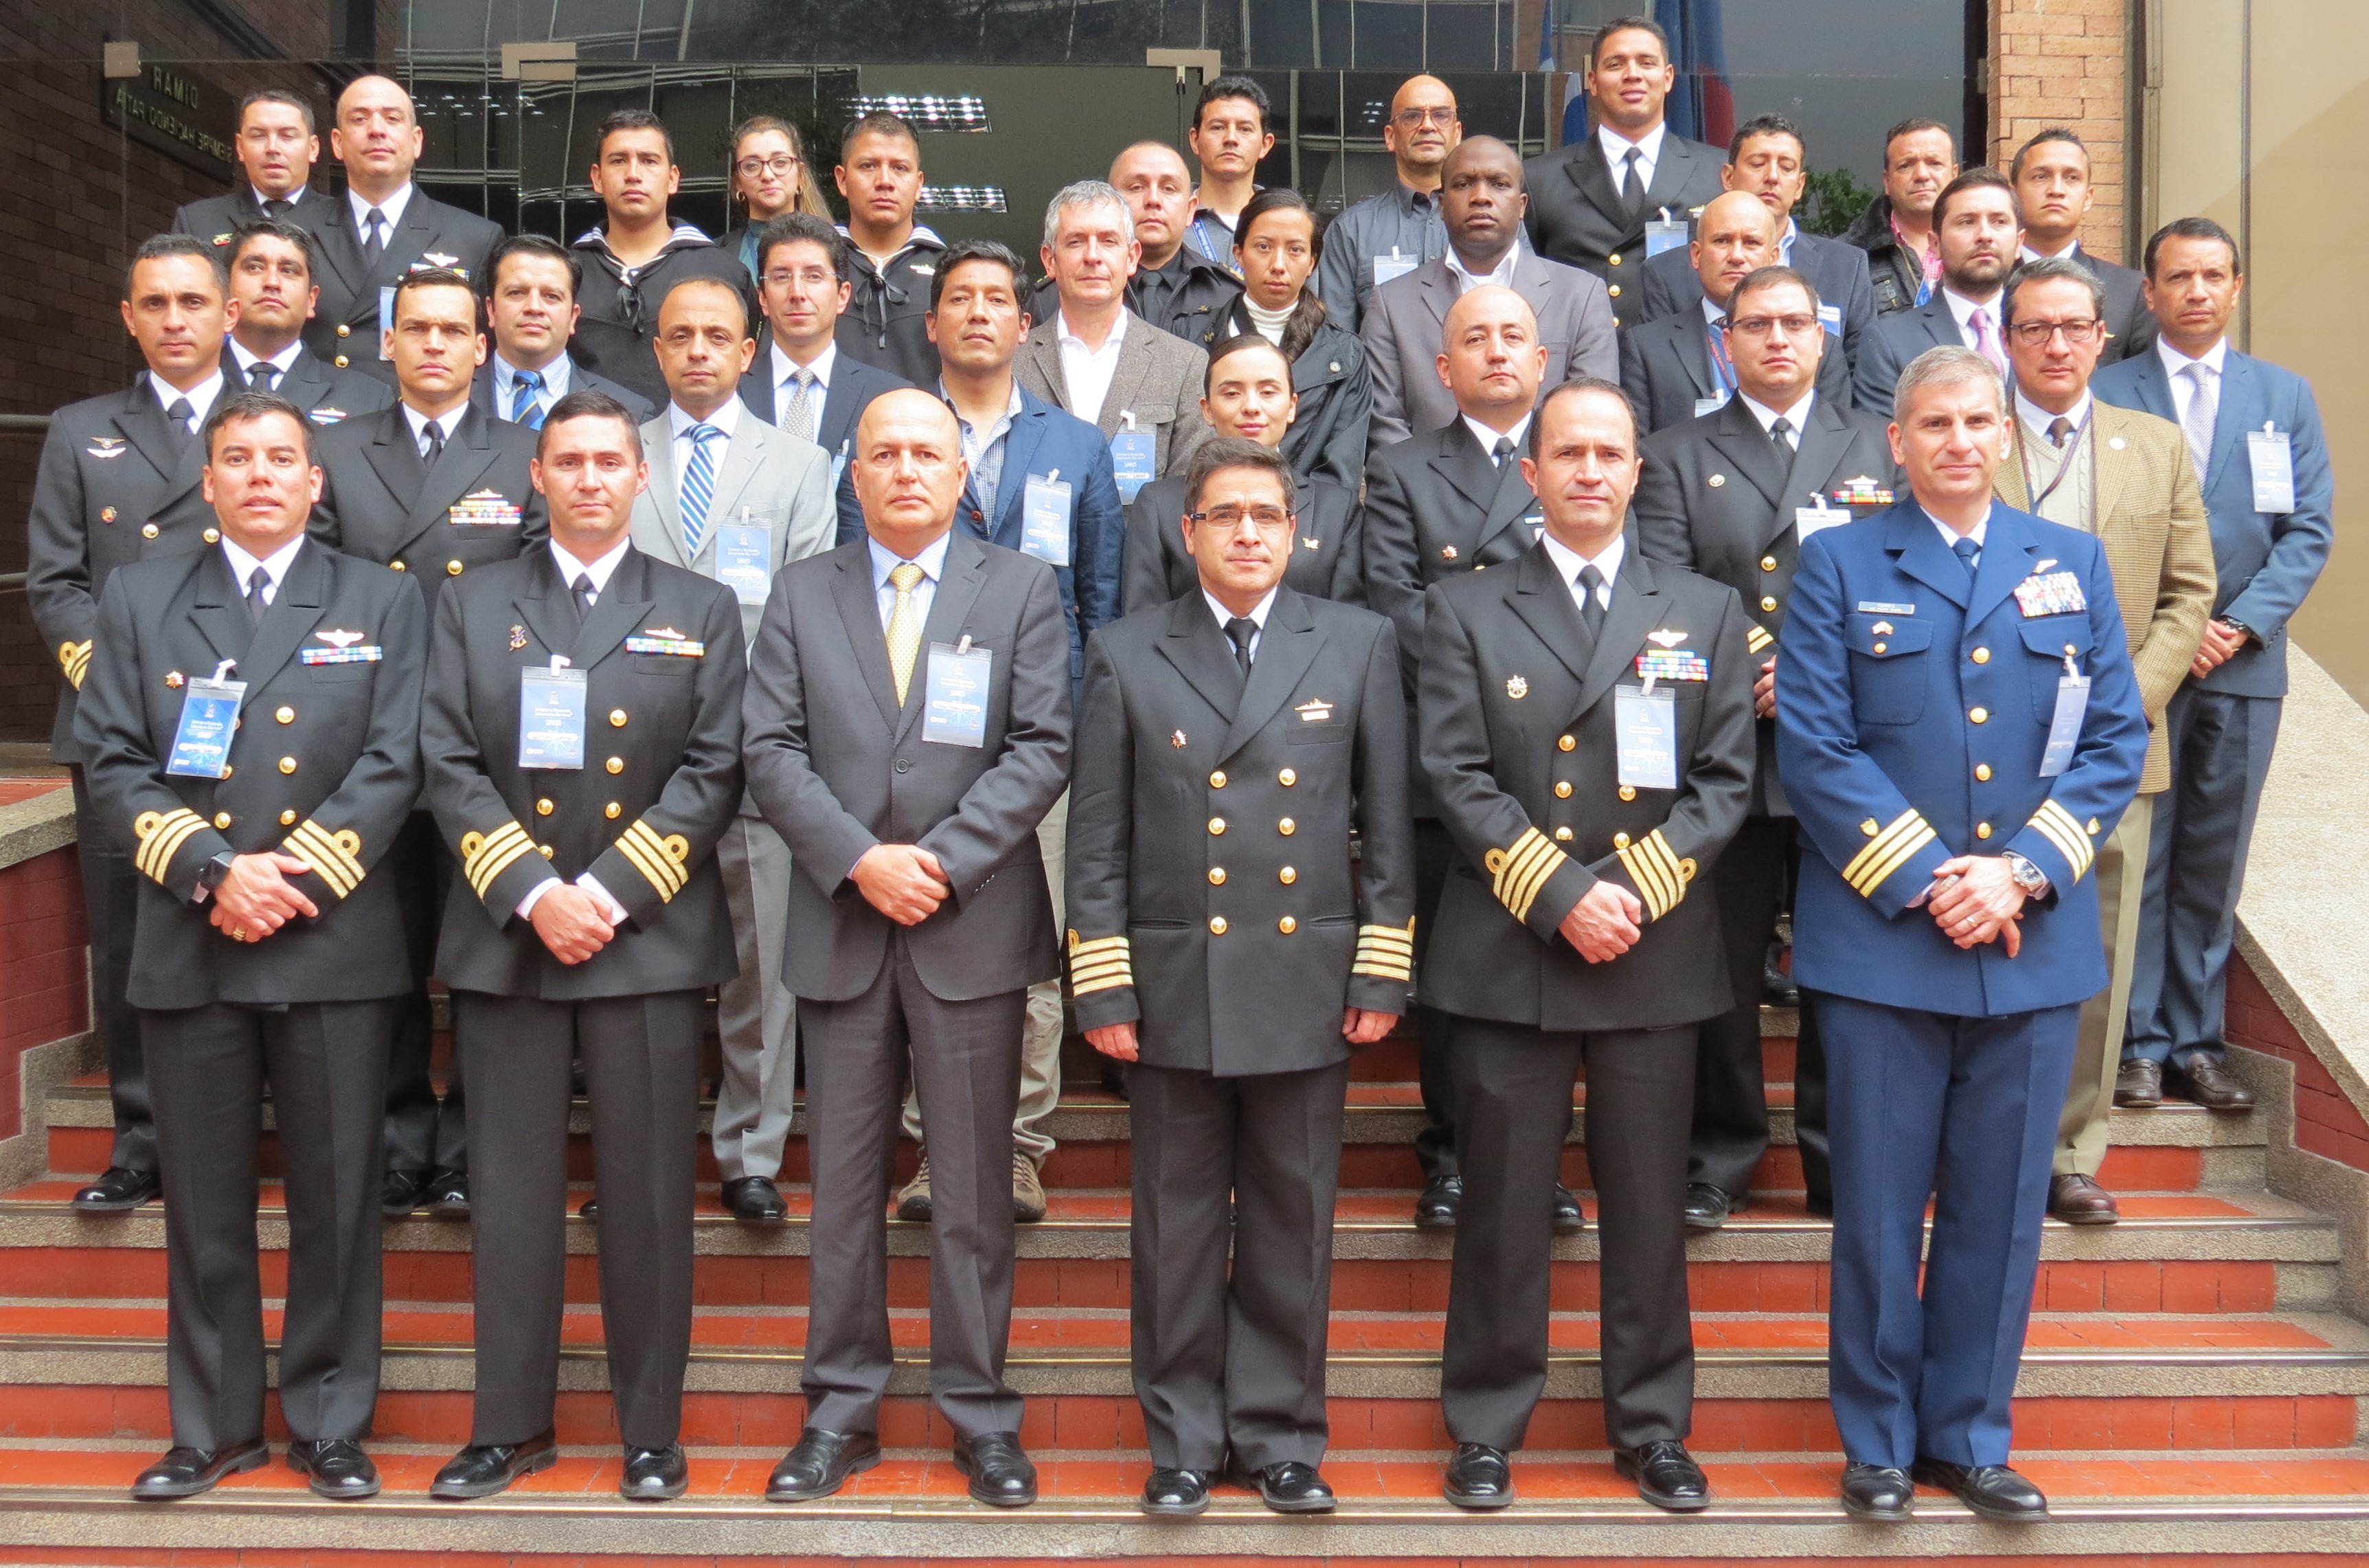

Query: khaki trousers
[{"left": 2056, "top": 792, "right": 2154, "bottom": 1178}]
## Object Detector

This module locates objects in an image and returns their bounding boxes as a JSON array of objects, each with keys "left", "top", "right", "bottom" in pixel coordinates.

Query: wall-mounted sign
[{"left": 101, "top": 60, "right": 236, "bottom": 179}]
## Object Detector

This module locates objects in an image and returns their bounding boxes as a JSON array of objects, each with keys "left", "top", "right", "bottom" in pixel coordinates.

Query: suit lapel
[
  {"left": 236, "top": 541, "right": 330, "bottom": 691},
  {"left": 2092, "top": 405, "right": 2131, "bottom": 525},
  {"left": 372, "top": 196, "right": 437, "bottom": 292},
  {"left": 513, "top": 549, "right": 578, "bottom": 662},
  {"left": 1707, "top": 400, "right": 1788, "bottom": 508},
  {"left": 1417, "top": 260, "right": 1452, "bottom": 333},
  {"left": 1102, "top": 323, "right": 1155, "bottom": 437},
  {"left": 1219, "top": 589, "right": 1322, "bottom": 762},
  {"left": 1564, "top": 138, "right": 1624, "bottom": 220},
  {"left": 400, "top": 406, "right": 505, "bottom": 556},
  {"left": 1995, "top": 420, "right": 2035, "bottom": 510},
  {"left": 830, "top": 549, "right": 905, "bottom": 731},
  {"left": 312, "top": 200, "right": 369, "bottom": 299},
  {"left": 1677, "top": 319, "right": 1716, "bottom": 398},
  {"left": 1966, "top": 508, "right": 2040, "bottom": 630},
  {"left": 1155, "top": 591, "right": 1247, "bottom": 720},
  {"left": 1642, "top": 138, "right": 1701, "bottom": 216},
  {"left": 1474, "top": 453, "right": 1540, "bottom": 555},
  {"left": 2206, "top": 352, "right": 2254, "bottom": 490},
  {"left": 2121, "top": 347, "right": 2177, "bottom": 422},
  {"left": 640, "top": 420, "right": 689, "bottom": 567},
  {"left": 1572, "top": 550, "right": 1660, "bottom": 719},
  {"left": 569, "top": 547, "right": 656, "bottom": 670},
  {"left": 1772, "top": 397, "right": 1855, "bottom": 541},
  {"left": 1429, "top": 422, "right": 1501, "bottom": 512},
  {"left": 187, "top": 547, "right": 254, "bottom": 670},
  {"left": 991, "top": 407, "right": 1051, "bottom": 540},
  {"left": 701, "top": 416, "right": 767, "bottom": 533},
  {"left": 1884, "top": 504, "right": 1971, "bottom": 610},
  {"left": 1506, "top": 545, "right": 1594, "bottom": 688},
  {"left": 892, "top": 533, "right": 990, "bottom": 746},
  {"left": 115, "top": 386, "right": 198, "bottom": 503},
  {"left": 361, "top": 405, "right": 427, "bottom": 511}
]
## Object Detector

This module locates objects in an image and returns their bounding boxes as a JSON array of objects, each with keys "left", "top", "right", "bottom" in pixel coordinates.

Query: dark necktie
[
  {"left": 261, "top": 198, "right": 291, "bottom": 220},
  {"left": 1578, "top": 563, "right": 1607, "bottom": 641},
  {"left": 248, "top": 362, "right": 279, "bottom": 394},
  {"left": 362, "top": 207, "right": 387, "bottom": 264},
  {"left": 574, "top": 572, "right": 597, "bottom": 620},
  {"left": 422, "top": 418, "right": 446, "bottom": 466},
  {"left": 511, "top": 369, "right": 545, "bottom": 430},
  {"left": 1490, "top": 435, "right": 1516, "bottom": 469},
  {"left": 1952, "top": 535, "right": 1982, "bottom": 578},
  {"left": 1224, "top": 616, "right": 1257, "bottom": 674},
  {"left": 1769, "top": 416, "right": 1794, "bottom": 459},
  {"left": 245, "top": 565, "right": 271, "bottom": 626},
  {"left": 1620, "top": 146, "right": 1646, "bottom": 220},
  {"left": 165, "top": 397, "right": 194, "bottom": 449},
  {"left": 2048, "top": 415, "right": 2074, "bottom": 450}
]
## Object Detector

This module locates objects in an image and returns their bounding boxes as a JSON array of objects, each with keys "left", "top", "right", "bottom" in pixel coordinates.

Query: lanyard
[
  {"left": 1705, "top": 321, "right": 1738, "bottom": 396},
  {"left": 2017, "top": 407, "right": 2096, "bottom": 512}
]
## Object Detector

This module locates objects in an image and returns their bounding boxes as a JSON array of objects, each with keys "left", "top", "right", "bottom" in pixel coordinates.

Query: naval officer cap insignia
[
  {"left": 1505, "top": 675, "right": 1529, "bottom": 698},
  {"left": 1171, "top": 729, "right": 1188, "bottom": 748},
  {"left": 510, "top": 624, "right": 530, "bottom": 652}
]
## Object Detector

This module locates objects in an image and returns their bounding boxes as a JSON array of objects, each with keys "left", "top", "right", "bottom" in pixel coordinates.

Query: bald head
[
  {"left": 1109, "top": 141, "right": 1196, "bottom": 266},
  {"left": 854, "top": 389, "right": 968, "bottom": 553},
  {"left": 1442, "top": 137, "right": 1527, "bottom": 268},
  {"left": 1439, "top": 284, "right": 1548, "bottom": 422},
  {"left": 1385, "top": 75, "right": 1462, "bottom": 183},
  {"left": 332, "top": 73, "right": 422, "bottom": 199},
  {"left": 1690, "top": 189, "right": 1778, "bottom": 307}
]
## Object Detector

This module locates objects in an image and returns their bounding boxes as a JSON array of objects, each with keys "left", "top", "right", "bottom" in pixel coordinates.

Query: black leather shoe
[
  {"left": 1802, "top": 1192, "right": 1833, "bottom": 1218},
  {"left": 952, "top": 1431, "right": 1037, "bottom": 1507},
  {"left": 1613, "top": 1439, "right": 1710, "bottom": 1512},
  {"left": 381, "top": 1170, "right": 426, "bottom": 1218},
  {"left": 2167, "top": 1056, "right": 2256, "bottom": 1111},
  {"left": 72, "top": 1166, "right": 161, "bottom": 1212},
  {"left": 1839, "top": 1462, "right": 1913, "bottom": 1521},
  {"left": 1442, "top": 1442, "right": 1513, "bottom": 1509},
  {"left": 1414, "top": 1174, "right": 1462, "bottom": 1229},
  {"left": 1911, "top": 1456, "right": 2048, "bottom": 1521},
  {"left": 430, "top": 1430, "right": 558, "bottom": 1499},
  {"left": 621, "top": 1443, "right": 687, "bottom": 1500},
  {"left": 131, "top": 1439, "right": 268, "bottom": 1500},
  {"left": 722, "top": 1175, "right": 789, "bottom": 1227},
  {"left": 424, "top": 1168, "right": 469, "bottom": 1220},
  {"left": 1139, "top": 1466, "right": 1211, "bottom": 1516},
  {"left": 578, "top": 1194, "right": 599, "bottom": 1220},
  {"left": 2114, "top": 1056, "right": 2164, "bottom": 1108},
  {"left": 767, "top": 1427, "right": 881, "bottom": 1501},
  {"left": 286, "top": 1438, "right": 379, "bottom": 1499},
  {"left": 1684, "top": 1182, "right": 1740, "bottom": 1230},
  {"left": 1762, "top": 958, "right": 1800, "bottom": 1007},
  {"left": 1231, "top": 1459, "right": 1335, "bottom": 1514},
  {"left": 1552, "top": 1183, "right": 1585, "bottom": 1233},
  {"left": 2049, "top": 1172, "right": 2120, "bottom": 1225}
]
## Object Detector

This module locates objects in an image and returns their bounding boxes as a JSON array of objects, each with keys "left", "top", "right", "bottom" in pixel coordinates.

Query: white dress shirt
[
  {"left": 869, "top": 529, "right": 951, "bottom": 631},
  {"left": 1055, "top": 309, "right": 1127, "bottom": 427},
  {"left": 2158, "top": 334, "right": 2229, "bottom": 431},
  {"left": 1597, "top": 122, "right": 1668, "bottom": 203},
  {"left": 1924, "top": 505, "right": 1991, "bottom": 556},
  {"left": 2013, "top": 387, "right": 2092, "bottom": 440},
  {"left": 219, "top": 533, "right": 305, "bottom": 606},
  {"left": 668, "top": 394, "right": 745, "bottom": 492},
  {"left": 1461, "top": 411, "right": 1532, "bottom": 466},
  {"left": 515, "top": 534, "right": 635, "bottom": 924},
  {"left": 345, "top": 183, "right": 415, "bottom": 245},
  {"left": 1541, "top": 530, "right": 1623, "bottom": 617},
  {"left": 1444, "top": 242, "right": 1519, "bottom": 296},
  {"left": 228, "top": 337, "right": 304, "bottom": 389},
  {"left": 492, "top": 351, "right": 573, "bottom": 423},
  {"left": 401, "top": 402, "right": 464, "bottom": 459},
  {"left": 149, "top": 370, "right": 225, "bottom": 433},
  {"left": 1738, "top": 390, "right": 1815, "bottom": 448},
  {"left": 2014, "top": 389, "right": 2096, "bottom": 531},
  {"left": 770, "top": 339, "right": 838, "bottom": 436},
  {"left": 1942, "top": 287, "right": 2004, "bottom": 351},
  {"left": 1202, "top": 585, "right": 1278, "bottom": 663}
]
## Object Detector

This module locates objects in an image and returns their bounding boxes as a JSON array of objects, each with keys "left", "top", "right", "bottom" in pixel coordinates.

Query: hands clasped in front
[
  {"left": 1559, "top": 879, "right": 1645, "bottom": 964},
  {"left": 1927, "top": 854, "right": 2028, "bottom": 956},
  {"left": 207, "top": 852, "right": 319, "bottom": 942},
  {"left": 1087, "top": 1006, "right": 1397, "bottom": 1063}
]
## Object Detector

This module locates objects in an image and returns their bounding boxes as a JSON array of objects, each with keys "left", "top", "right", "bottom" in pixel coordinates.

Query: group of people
[{"left": 25, "top": 9, "right": 2331, "bottom": 1528}]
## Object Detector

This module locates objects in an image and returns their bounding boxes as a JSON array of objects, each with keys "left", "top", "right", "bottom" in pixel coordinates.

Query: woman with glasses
[
  {"left": 1226, "top": 189, "right": 1372, "bottom": 492},
  {"left": 1122, "top": 334, "right": 1365, "bottom": 613},
  {"left": 719, "top": 115, "right": 835, "bottom": 288}
]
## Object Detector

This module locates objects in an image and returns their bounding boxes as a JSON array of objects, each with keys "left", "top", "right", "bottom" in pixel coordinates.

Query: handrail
[{"left": 0, "top": 415, "right": 50, "bottom": 435}]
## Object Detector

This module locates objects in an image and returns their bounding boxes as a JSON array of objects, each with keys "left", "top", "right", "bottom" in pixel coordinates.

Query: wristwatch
[
  {"left": 198, "top": 850, "right": 236, "bottom": 892},
  {"left": 2002, "top": 850, "right": 2050, "bottom": 898}
]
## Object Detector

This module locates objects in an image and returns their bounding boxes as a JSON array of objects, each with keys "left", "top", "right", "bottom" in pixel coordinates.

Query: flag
[{"left": 1655, "top": 0, "right": 1734, "bottom": 148}]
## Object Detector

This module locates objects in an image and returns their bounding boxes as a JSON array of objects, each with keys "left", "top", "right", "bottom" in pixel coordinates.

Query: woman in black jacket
[
  {"left": 1227, "top": 188, "right": 1372, "bottom": 492},
  {"left": 715, "top": 115, "right": 835, "bottom": 288}
]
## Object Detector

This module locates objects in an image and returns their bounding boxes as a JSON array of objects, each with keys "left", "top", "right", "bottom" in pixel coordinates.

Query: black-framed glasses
[
  {"left": 1188, "top": 505, "right": 1296, "bottom": 532},
  {"left": 735, "top": 155, "right": 801, "bottom": 179},
  {"left": 2006, "top": 318, "right": 2107, "bottom": 347}
]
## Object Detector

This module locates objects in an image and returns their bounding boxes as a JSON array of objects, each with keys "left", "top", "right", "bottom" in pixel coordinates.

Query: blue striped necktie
[
  {"left": 680, "top": 423, "right": 721, "bottom": 557},
  {"left": 510, "top": 369, "right": 544, "bottom": 430}
]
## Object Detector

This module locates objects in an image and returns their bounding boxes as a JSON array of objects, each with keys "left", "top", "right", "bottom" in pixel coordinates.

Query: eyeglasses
[
  {"left": 1189, "top": 505, "right": 1295, "bottom": 532},
  {"left": 1393, "top": 106, "right": 1458, "bottom": 127},
  {"left": 735, "top": 155, "right": 801, "bottom": 179},
  {"left": 2005, "top": 318, "right": 2107, "bottom": 347},
  {"left": 762, "top": 269, "right": 837, "bottom": 289},
  {"left": 1723, "top": 314, "right": 1818, "bottom": 339}
]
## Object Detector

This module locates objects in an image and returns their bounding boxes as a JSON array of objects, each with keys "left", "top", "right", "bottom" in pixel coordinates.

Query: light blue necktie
[
  {"left": 510, "top": 368, "right": 544, "bottom": 430},
  {"left": 680, "top": 423, "right": 721, "bottom": 557}
]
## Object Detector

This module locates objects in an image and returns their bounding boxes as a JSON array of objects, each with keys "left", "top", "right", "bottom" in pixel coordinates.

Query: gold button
[
  {"left": 1209, "top": 770, "right": 1227, "bottom": 788},
  {"left": 1554, "top": 781, "right": 1573, "bottom": 798},
  {"left": 141, "top": 523, "right": 159, "bottom": 539},
  {"left": 1554, "top": 826, "right": 1573, "bottom": 841},
  {"left": 277, "top": 756, "right": 297, "bottom": 774},
  {"left": 1760, "top": 556, "right": 1778, "bottom": 572},
  {"left": 203, "top": 529, "right": 220, "bottom": 545},
  {"left": 446, "top": 560, "right": 464, "bottom": 576},
  {"left": 100, "top": 507, "right": 117, "bottom": 523},
  {"left": 1208, "top": 817, "right": 1225, "bottom": 835},
  {"left": 1278, "top": 817, "right": 1295, "bottom": 836},
  {"left": 213, "top": 812, "right": 231, "bottom": 829},
  {"left": 1975, "top": 763, "right": 1992, "bottom": 782},
  {"left": 1861, "top": 819, "right": 1881, "bottom": 836},
  {"left": 540, "top": 844, "right": 554, "bottom": 859},
  {"left": 1278, "top": 767, "right": 1296, "bottom": 786},
  {"left": 605, "top": 757, "right": 624, "bottom": 775},
  {"left": 1210, "top": 916, "right": 1228, "bottom": 935},
  {"left": 605, "top": 802, "right": 622, "bottom": 819},
  {"left": 1208, "top": 867, "right": 1226, "bottom": 885},
  {"left": 337, "top": 323, "right": 350, "bottom": 337},
  {"left": 1278, "top": 865, "right": 1296, "bottom": 885},
  {"left": 536, "top": 798, "right": 554, "bottom": 816},
  {"left": 1618, "top": 784, "right": 1637, "bottom": 802},
  {"left": 1278, "top": 915, "right": 1297, "bottom": 934},
  {"left": 166, "top": 671, "right": 184, "bottom": 688},
  {"left": 1872, "top": 641, "right": 1888, "bottom": 655},
  {"left": 334, "top": 355, "right": 349, "bottom": 367},
  {"left": 1971, "top": 647, "right": 1991, "bottom": 663},
  {"left": 1976, "top": 821, "right": 1993, "bottom": 839},
  {"left": 1609, "top": 251, "right": 1623, "bottom": 265},
  {"left": 610, "top": 709, "right": 628, "bottom": 727},
  {"left": 1558, "top": 735, "right": 1575, "bottom": 752},
  {"left": 1613, "top": 831, "right": 1631, "bottom": 850},
  {"left": 220, "top": 764, "right": 233, "bottom": 778},
  {"left": 279, "top": 809, "right": 297, "bottom": 826},
  {"left": 389, "top": 560, "right": 406, "bottom": 571},
  {"left": 1607, "top": 283, "right": 1622, "bottom": 297},
  {"left": 1760, "top": 595, "right": 1779, "bottom": 612},
  {"left": 275, "top": 706, "right": 294, "bottom": 724},
  {"left": 1970, "top": 707, "right": 1988, "bottom": 724}
]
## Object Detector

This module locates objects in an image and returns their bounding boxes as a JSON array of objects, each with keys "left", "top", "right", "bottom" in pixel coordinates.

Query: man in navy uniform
[
  {"left": 1776, "top": 344, "right": 2147, "bottom": 1521},
  {"left": 170, "top": 88, "right": 339, "bottom": 244}
]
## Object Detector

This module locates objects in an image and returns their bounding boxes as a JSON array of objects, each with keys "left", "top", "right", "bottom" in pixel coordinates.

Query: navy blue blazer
[
  {"left": 1850, "top": 297, "right": 1993, "bottom": 416},
  {"left": 2092, "top": 346, "right": 2332, "bottom": 698},
  {"left": 832, "top": 384, "right": 1122, "bottom": 684},
  {"left": 1776, "top": 502, "right": 2148, "bottom": 1018}
]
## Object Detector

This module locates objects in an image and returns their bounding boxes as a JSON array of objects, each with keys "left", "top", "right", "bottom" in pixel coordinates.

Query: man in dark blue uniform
[{"left": 1776, "top": 344, "right": 2148, "bottom": 1523}]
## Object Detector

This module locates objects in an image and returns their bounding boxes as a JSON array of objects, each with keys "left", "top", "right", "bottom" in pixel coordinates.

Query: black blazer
[
  {"left": 220, "top": 344, "right": 394, "bottom": 422},
  {"left": 1221, "top": 310, "right": 1373, "bottom": 492},
  {"left": 1618, "top": 309, "right": 1854, "bottom": 434},
  {"left": 2054, "top": 243, "right": 2157, "bottom": 363},
  {"left": 737, "top": 345, "right": 912, "bottom": 466},
  {"left": 1636, "top": 230, "right": 1880, "bottom": 374},
  {"left": 1522, "top": 132, "right": 1727, "bottom": 293},
  {"left": 298, "top": 189, "right": 503, "bottom": 383},
  {"left": 1360, "top": 418, "right": 1543, "bottom": 698},
  {"left": 421, "top": 545, "right": 745, "bottom": 999},
  {"left": 310, "top": 402, "right": 547, "bottom": 614},
  {"left": 466, "top": 359, "right": 654, "bottom": 428},
  {"left": 73, "top": 541, "right": 427, "bottom": 1008},
  {"left": 1122, "top": 473, "right": 1364, "bottom": 614},
  {"left": 25, "top": 383, "right": 225, "bottom": 760},
  {"left": 1418, "top": 542, "right": 1754, "bottom": 1029},
  {"left": 1067, "top": 588, "right": 1416, "bottom": 1074},
  {"left": 172, "top": 185, "right": 341, "bottom": 248},
  {"left": 1634, "top": 393, "right": 1903, "bottom": 815},
  {"left": 743, "top": 530, "right": 1074, "bottom": 1004}
]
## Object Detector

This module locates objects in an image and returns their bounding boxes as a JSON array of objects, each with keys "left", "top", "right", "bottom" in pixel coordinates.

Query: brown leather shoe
[
  {"left": 2166, "top": 1057, "right": 2255, "bottom": 1111},
  {"left": 2048, "top": 1171, "right": 2120, "bottom": 1225},
  {"left": 1011, "top": 1150, "right": 1047, "bottom": 1224},
  {"left": 2113, "top": 1057, "right": 2163, "bottom": 1109}
]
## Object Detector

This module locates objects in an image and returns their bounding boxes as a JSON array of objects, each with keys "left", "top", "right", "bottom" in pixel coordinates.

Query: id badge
[
  {"left": 1021, "top": 470, "right": 1073, "bottom": 567},
  {"left": 1109, "top": 419, "right": 1156, "bottom": 504},
  {"left": 714, "top": 519, "right": 773, "bottom": 606},
  {"left": 166, "top": 665, "right": 245, "bottom": 779},
  {"left": 518, "top": 662, "right": 587, "bottom": 771},
  {"left": 2246, "top": 425, "right": 2296, "bottom": 514},
  {"left": 1372, "top": 247, "right": 1417, "bottom": 288},
  {"left": 1817, "top": 303, "right": 1842, "bottom": 337},
  {"left": 1614, "top": 684, "right": 1679, "bottom": 790},
  {"left": 1795, "top": 501, "right": 1853, "bottom": 542},
  {"left": 1693, "top": 394, "right": 1730, "bottom": 419},
  {"left": 1644, "top": 210, "right": 1689, "bottom": 259},
  {"left": 377, "top": 285, "right": 396, "bottom": 360},
  {"left": 2040, "top": 672, "right": 2090, "bottom": 778},
  {"left": 830, "top": 440, "right": 849, "bottom": 493},
  {"left": 922, "top": 638, "right": 991, "bottom": 748}
]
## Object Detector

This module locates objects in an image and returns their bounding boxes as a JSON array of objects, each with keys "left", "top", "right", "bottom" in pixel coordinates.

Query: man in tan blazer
[{"left": 1995, "top": 257, "right": 2214, "bottom": 1225}]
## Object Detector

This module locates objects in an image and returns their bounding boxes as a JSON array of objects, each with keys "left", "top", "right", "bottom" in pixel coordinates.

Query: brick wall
[
  {"left": 1988, "top": 0, "right": 2131, "bottom": 262},
  {"left": 0, "top": 841, "right": 88, "bottom": 1141},
  {"left": 2227, "top": 957, "right": 2369, "bottom": 1176}
]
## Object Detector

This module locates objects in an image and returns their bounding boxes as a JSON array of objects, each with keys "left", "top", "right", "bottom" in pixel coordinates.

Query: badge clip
[{"left": 211, "top": 659, "right": 236, "bottom": 683}]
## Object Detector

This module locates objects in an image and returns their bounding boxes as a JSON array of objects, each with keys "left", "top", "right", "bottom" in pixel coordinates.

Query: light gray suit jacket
[
  {"left": 628, "top": 402, "right": 837, "bottom": 649},
  {"left": 1014, "top": 308, "right": 1213, "bottom": 479},
  {"left": 1361, "top": 249, "right": 1619, "bottom": 451}
]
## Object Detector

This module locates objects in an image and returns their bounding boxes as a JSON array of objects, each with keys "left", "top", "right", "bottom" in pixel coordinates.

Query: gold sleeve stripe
[
  {"left": 60, "top": 641, "right": 92, "bottom": 688},
  {"left": 284, "top": 819, "right": 364, "bottom": 899},
  {"left": 1745, "top": 624, "right": 1775, "bottom": 655},
  {"left": 465, "top": 821, "right": 536, "bottom": 899},
  {"left": 1069, "top": 934, "right": 1134, "bottom": 996},
  {"left": 133, "top": 808, "right": 207, "bottom": 883},
  {"left": 1843, "top": 809, "right": 1937, "bottom": 898},
  {"left": 1488, "top": 827, "right": 1569, "bottom": 924},
  {"left": 2030, "top": 799, "right": 2095, "bottom": 883},
  {"left": 1353, "top": 920, "right": 1416, "bottom": 981},
  {"left": 1616, "top": 829, "right": 1690, "bottom": 921},
  {"left": 617, "top": 819, "right": 689, "bottom": 901}
]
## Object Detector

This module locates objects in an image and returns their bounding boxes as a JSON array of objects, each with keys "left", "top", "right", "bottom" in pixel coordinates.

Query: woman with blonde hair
[{"left": 718, "top": 114, "right": 833, "bottom": 286}]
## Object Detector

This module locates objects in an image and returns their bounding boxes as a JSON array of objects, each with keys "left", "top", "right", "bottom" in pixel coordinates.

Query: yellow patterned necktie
[{"left": 886, "top": 560, "right": 925, "bottom": 705}]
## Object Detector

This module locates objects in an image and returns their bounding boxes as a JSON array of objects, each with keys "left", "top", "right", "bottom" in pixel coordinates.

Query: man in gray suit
[
  {"left": 1363, "top": 137, "right": 1616, "bottom": 451},
  {"left": 747, "top": 389, "right": 1072, "bottom": 1509},
  {"left": 628, "top": 275, "right": 835, "bottom": 1225},
  {"left": 1016, "top": 180, "right": 1211, "bottom": 495},
  {"left": 1852, "top": 168, "right": 2021, "bottom": 415}
]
